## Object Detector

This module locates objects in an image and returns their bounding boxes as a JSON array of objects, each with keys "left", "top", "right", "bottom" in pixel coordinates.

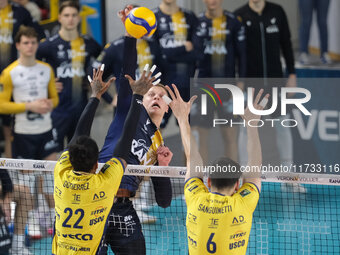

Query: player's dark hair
[
  {"left": 209, "top": 157, "right": 242, "bottom": 189},
  {"left": 14, "top": 26, "right": 38, "bottom": 43},
  {"left": 59, "top": 1, "right": 80, "bottom": 14},
  {"left": 69, "top": 136, "right": 98, "bottom": 173}
]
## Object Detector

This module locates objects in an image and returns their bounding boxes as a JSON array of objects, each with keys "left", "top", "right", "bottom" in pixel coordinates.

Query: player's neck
[
  {"left": 205, "top": 8, "right": 223, "bottom": 19},
  {"left": 59, "top": 28, "right": 79, "bottom": 41},
  {"left": 18, "top": 56, "right": 36, "bottom": 67},
  {"left": 211, "top": 187, "right": 234, "bottom": 196},
  {"left": 249, "top": 0, "right": 265, "bottom": 15},
  {"left": 160, "top": 2, "right": 180, "bottom": 15},
  {"left": 150, "top": 115, "right": 162, "bottom": 129}
]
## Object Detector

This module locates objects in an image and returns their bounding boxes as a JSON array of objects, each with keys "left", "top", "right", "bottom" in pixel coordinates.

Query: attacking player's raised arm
[{"left": 242, "top": 89, "right": 269, "bottom": 193}]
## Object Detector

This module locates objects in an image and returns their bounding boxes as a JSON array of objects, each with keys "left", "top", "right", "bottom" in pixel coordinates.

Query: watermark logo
[{"left": 201, "top": 84, "right": 311, "bottom": 116}]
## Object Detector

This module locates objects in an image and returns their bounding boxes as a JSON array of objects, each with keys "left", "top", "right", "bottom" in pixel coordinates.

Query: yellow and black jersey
[
  {"left": 0, "top": 60, "right": 58, "bottom": 134},
  {"left": 184, "top": 178, "right": 260, "bottom": 255},
  {"left": 36, "top": 33, "right": 101, "bottom": 115},
  {"left": 52, "top": 151, "right": 124, "bottom": 255},
  {"left": 0, "top": 2, "right": 45, "bottom": 72},
  {"left": 193, "top": 10, "right": 246, "bottom": 78}
]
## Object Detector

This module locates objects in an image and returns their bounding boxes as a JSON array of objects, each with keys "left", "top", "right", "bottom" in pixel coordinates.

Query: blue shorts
[
  {"left": 102, "top": 199, "right": 146, "bottom": 255},
  {"left": 12, "top": 130, "right": 58, "bottom": 159}
]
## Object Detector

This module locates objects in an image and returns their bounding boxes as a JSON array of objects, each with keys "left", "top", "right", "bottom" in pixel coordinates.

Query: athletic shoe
[
  {"left": 321, "top": 53, "right": 332, "bottom": 65},
  {"left": 136, "top": 211, "right": 157, "bottom": 224},
  {"left": 298, "top": 52, "right": 310, "bottom": 65},
  {"left": 11, "top": 246, "right": 33, "bottom": 255}
]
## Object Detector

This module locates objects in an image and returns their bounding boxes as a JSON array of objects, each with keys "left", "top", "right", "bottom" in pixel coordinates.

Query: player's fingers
[
  {"left": 165, "top": 85, "right": 176, "bottom": 100},
  {"left": 189, "top": 95, "right": 198, "bottom": 108},
  {"left": 254, "top": 88, "right": 264, "bottom": 105},
  {"left": 172, "top": 84, "right": 182, "bottom": 100},
  {"left": 142, "top": 64, "right": 149, "bottom": 79},
  {"left": 152, "top": 79, "right": 161, "bottom": 86},
  {"left": 108, "top": 77, "right": 116, "bottom": 84},
  {"left": 124, "top": 74, "right": 134, "bottom": 84},
  {"left": 162, "top": 95, "right": 172, "bottom": 105},
  {"left": 87, "top": 75, "right": 93, "bottom": 83}
]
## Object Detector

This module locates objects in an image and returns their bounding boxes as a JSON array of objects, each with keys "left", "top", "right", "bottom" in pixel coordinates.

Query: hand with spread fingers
[
  {"left": 125, "top": 64, "right": 161, "bottom": 96},
  {"left": 242, "top": 88, "right": 270, "bottom": 124},
  {"left": 88, "top": 64, "right": 115, "bottom": 99},
  {"left": 165, "top": 84, "right": 197, "bottom": 122}
]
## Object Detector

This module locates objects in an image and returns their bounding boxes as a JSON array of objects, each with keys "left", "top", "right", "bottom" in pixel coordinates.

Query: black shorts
[
  {"left": 103, "top": 198, "right": 146, "bottom": 255},
  {"left": 12, "top": 130, "right": 58, "bottom": 159},
  {"left": 0, "top": 115, "right": 11, "bottom": 127}
]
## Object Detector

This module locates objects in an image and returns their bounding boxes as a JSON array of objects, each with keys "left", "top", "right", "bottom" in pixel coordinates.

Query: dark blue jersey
[
  {"left": 153, "top": 7, "right": 198, "bottom": 86},
  {"left": 0, "top": 2, "right": 45, "bottom": 72},
  {"left": 194, "top": 10, "right": 246, "bottom": 78},
  {"left": 37, "top": 33, "right": 101, "bottom": 115}
]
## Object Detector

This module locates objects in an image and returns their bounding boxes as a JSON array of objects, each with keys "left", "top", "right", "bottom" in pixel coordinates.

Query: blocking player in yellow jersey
[
  {"left": 52, "top": 62, "right": 159, "bottom": 255},
  {"left": 165, "top": 84, "right": 269, "bottom": 255}
]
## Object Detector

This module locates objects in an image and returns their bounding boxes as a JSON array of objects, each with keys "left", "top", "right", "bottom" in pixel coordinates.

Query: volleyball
[{"left": 125, "top": 7, "right": 157, "bottom": 39}]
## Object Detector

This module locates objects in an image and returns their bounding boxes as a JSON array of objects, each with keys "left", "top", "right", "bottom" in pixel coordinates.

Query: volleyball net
[{"left": 0, "top": 158, "right": 339, "bottom": 254}]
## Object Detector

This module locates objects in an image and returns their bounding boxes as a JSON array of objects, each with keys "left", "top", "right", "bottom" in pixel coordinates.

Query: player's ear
[
  {"left": 91, "top": 162, "right": 98, "bottom": 173},
  {"left": 234, "top": 179, "right": 240, "bottom": 192},
  {"left": 207, "top": 177, "right": 211, "bottom": 188}
]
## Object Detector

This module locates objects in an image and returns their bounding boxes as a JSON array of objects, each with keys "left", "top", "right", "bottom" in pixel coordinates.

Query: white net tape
[{"left": 0, "top": 158, "right": 339, "bottom": 186}]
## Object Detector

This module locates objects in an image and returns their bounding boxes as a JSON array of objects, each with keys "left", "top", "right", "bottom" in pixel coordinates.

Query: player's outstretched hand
[
  {"left": 157, "top": 146, "right": 173, "bottom": 166},
  {"left": 242, "top": 88, "right": 269, "bottom": 124},
  {"left": 165, "top": 84, "right": 197, "bottom": 122},
  {"left": 88, "top": 64, "right": 115, "bottom": 99},
  {"left": 118, "top": 5, "right": 133, "bottom": 24},
  {"left": 125, "top": 64, "right": 161, "bottom": 96}
]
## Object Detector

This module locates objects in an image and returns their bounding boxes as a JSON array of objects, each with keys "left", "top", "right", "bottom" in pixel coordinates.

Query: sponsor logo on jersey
[
  {"left": 230, "top": 231, "right": 246, "bottom": 241},
  {"left": 188, "top": 235, "right": 197, "bottom": 248},
  {"left": 240, "top": 189, "right": 251, "bottom": 197},
  {"left": 232, "top": 215, "right": 246, "bottom": 226},
  {"left": 62, "top": 233, "right": 93, "bottom": 241},
  {"left": 92, "top": 191, "right": 106, "bottom": 202},
  {"left": 187, "top": 213, "right": 197, "bottom": 224},
  {"left": 56, "top": 63, "right": 85, "bottom": 78},
  {"left": 208, "top": 218, "right": 219, "bottom": 229},
  {"left": 91, "top": 206, "right": 107, "bottom": 217},
  {"left": 266, "top": 25, "right": 279, "bottom": 34},
  {"left": 229, "top": 239, "right": 245, "bottom": 250},
  {"left": 89, "top": 216, "right": 105, "bottom": 226}
]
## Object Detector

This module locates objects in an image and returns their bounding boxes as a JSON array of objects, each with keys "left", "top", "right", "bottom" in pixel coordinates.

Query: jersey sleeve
[
  {"left": 235, "top": 182, "right": 260, "bottom": 213},
  {"left": 184, "top": 177, "right": 208, "bottom": 205},
  {"left": 36, "top": 39, "right": 50, "bottom": 61},
  {"left": 0, "top": 69, "right": 26, "bottom": 114},
  {"left": 47, "top": 66, "right": 59, "bottom": 108},
  {"left": 54, "top": 151, "right": 73, "bottom": 174},
  {"left": 99, "top": 157, "right": 125, "bottom": 195}
]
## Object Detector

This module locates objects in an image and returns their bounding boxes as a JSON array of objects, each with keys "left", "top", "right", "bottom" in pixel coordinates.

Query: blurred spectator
[
  {"left": 191, "top": 0, "right": 246, "bottom": 163},
  {"left": 153, "top": 0, "right": 198, "bottom": 128},
  {"left": 0, "top": 26, "right": 58, "bottom": 255},
  {"left": 0, "top": 0, "right": 45, "bottom": 162},
  {"left": 235, "top": 0, "right": 305, "bottom": 193},
  {"left": 37, "top": 1, "right": 101, "bottom": 152},
  {"left": 12, "top": 0, "right": 41, "bottom": 21},
  {"left": 298, "top": 0, "right": 331, "bottom": 65}
]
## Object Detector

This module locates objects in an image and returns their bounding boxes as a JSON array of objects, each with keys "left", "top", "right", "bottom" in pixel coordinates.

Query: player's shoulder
[
  {"left": 234, "top": 4, "right": 249, "bottom": 16},
  {"left": 181, "top": 8, "right": 197, "bottom": 19},
  {"left": 36, "top": 60, "right": 53, "bottom": 71},
  {"left": 112, "top": 36, "right": 124, "bottom": 47},
  {"left": 42, "top": 34, "right": 60, "bottom": 44},
  {"left": 4, "top": 61, "right": 20, "bottom": 74},
  {"left": 10, "top": 2, "right": 29, "bottom": 13},
  {"left": 153, "top": 7, "right": 161, "bottom": 16},
  {"left": 224, "top": 10, "right": 243, "bottom": 25}
]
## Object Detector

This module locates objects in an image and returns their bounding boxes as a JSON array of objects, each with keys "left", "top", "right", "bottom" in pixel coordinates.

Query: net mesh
[{"left": 0, "top": 163, "right": 339, "bottom": 254}]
